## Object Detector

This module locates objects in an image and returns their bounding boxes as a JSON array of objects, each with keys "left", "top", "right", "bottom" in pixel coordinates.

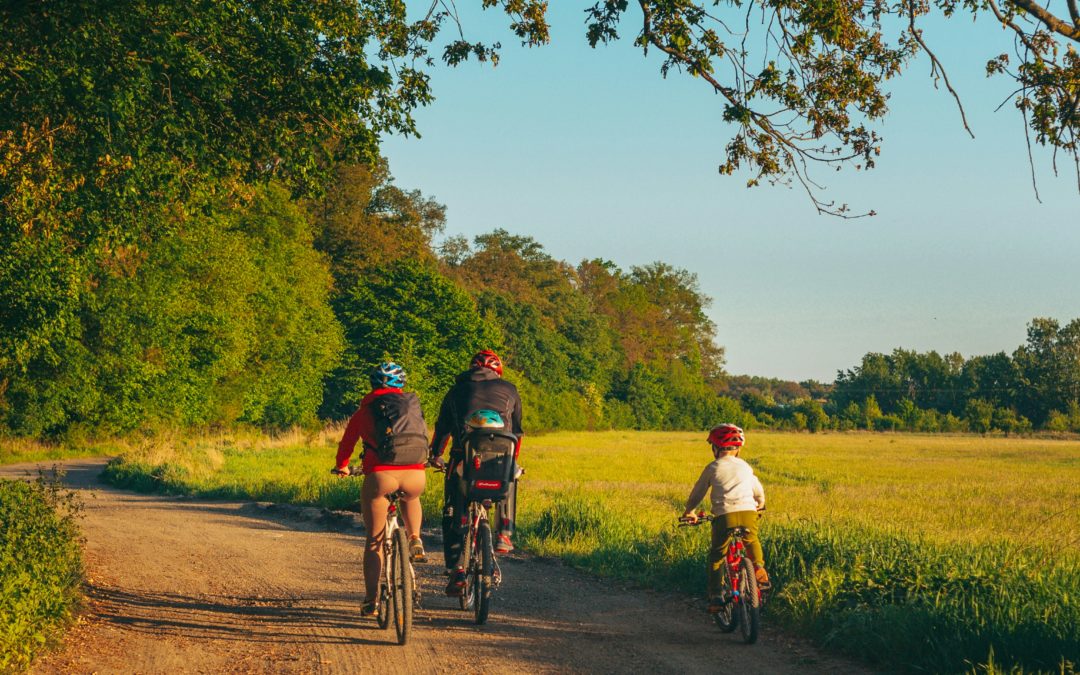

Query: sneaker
[
  {"left": 707, "top": 596, "right": 727, "bottom": 614},
  {"left": 409, "top": 536, "right": 426, "bottom": 563},
  {"left": 755, "top": 566, "right": 771, "bottom": 589},
  {"left": 361, "top": 599, "right": 379, "bottom": 617},
  {"left": 445, "top": 568, "right": 466, "bottom": 597},
  {"left": 494, "top": 533, "right": 514, "bottom": 554}
]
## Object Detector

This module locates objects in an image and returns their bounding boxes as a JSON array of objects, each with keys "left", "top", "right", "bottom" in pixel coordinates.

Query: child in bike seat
[{"left": 681, "top": 424, "right": 769, "bottom": 609}]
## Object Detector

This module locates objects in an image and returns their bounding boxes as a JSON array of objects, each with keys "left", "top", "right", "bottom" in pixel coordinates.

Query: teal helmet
[
  {"left": 369, "top": 361, "right": 406, "bottom": 389},
  {"left": 465, "top": 409, "right": 505, "bottom": 429}
]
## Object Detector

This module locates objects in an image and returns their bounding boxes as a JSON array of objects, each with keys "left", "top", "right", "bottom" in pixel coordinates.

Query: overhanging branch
[{"left": 1007, "top": 0, "right": 1080, "bottom": 39}]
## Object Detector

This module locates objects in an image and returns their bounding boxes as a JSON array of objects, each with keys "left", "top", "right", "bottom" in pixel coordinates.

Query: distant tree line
[{"left": 720, "top": 319, "right": 1080, "bottom": 435}]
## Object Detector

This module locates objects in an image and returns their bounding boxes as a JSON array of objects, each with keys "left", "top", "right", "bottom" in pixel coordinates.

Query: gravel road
[{"left": 1, "top": 459, "right": 872, "bottom": 674}]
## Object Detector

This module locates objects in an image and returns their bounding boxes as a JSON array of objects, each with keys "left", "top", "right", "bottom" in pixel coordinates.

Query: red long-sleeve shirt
[{"left": 335, "top": 388, "right": 427, "bottom": 474}]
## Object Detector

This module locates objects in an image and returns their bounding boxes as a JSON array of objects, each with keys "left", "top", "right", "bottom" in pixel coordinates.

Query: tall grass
[
  {"left": 95, "top": 429, "right": 1080, "bottom": 673},
  {"left": 99, "top": 427, "right": 447, "bottom": 518},
  {"left": 0, "top": 435, "right": 117, "bottom": 465},
  {"left": 0, "top": 474, "right": 83, "bottom": 672}
]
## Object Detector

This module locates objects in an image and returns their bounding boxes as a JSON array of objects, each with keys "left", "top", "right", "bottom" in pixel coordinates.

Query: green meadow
[{"left": 88, "top": 430, "right": 1080, "bottom": 673}]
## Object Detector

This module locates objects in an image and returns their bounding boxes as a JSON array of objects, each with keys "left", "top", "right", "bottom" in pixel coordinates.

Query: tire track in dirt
[{"left": 1, "top": 459, "right": 875, "bottom": 674}]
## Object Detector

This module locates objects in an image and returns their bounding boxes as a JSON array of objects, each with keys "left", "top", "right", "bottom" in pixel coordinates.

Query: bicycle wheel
[
  {"left": 712, "top": 560, "right": 737, "bottom": 633},
  {"left": 473, "top": 521, "right": 493, "bottom": 625},
  {"left": 391, "top": 527, "right": 414, "bottom": 645},
  {"left": 376, "top": 578, "right": 390, "bottom": 629},
  {"left": 459, "top": 522, "right": 474, "bottom": 611},
  {"left": 737, "top": 557, "right": 760, "bottom": 644}
]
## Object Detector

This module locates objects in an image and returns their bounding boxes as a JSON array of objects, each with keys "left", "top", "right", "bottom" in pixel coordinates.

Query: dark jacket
[{"left": 431, "top": 367, "right": 523, "bottom": 457}]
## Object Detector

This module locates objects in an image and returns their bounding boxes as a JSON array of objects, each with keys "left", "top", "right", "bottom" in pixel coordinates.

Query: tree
[
  {"left": 861, "top": 395, "right": 884, "bottom": 429},
  {"left": 310, "top": 161, "right": 446, "bottom": 290},
  {"left": 965, "top": 398, "right": 996, "bottom": 435},
  {"left": 1013, "top": 318, "right": 1080, "bottom": 425},
  {"left": 434, "top": 2, "right": 1080, "bottom": 213},
  {"left": 793, "top": 398, "right": 830, "bottom": 433},
  {"left": 0, "top": 184, "right": 343, "bottom": 434},
  {"left": 322, "top": 259, "right": 501, "bottom": 419},
  {"left": 2, "top": 0, "right": 440, "bottom": 398}
]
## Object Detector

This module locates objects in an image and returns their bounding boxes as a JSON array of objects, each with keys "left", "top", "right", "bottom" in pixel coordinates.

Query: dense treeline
[
  {"left": 307, "top": 161, "right": 733, "bottom": 431},
  {"left": 4, "top": 3, "right": 1079, "bottom": 438},
  {"left": 721, "top": 319, "right": 1080, "bottom": 434},
  {"left": 0, "top": 2, "right": 727, "bottom": 435},
  {"left": 824, "top": 318, "right": 1080, "bottom": 433}
]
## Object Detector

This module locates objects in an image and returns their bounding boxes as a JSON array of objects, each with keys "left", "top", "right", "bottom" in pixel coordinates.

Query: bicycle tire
[
  {"left": 459, "top": 522, "right": 474, "bottom": 611},
  {"left": 473, "top": 521, "right": 493, "bottom": 625},
  {"left": 376, "top": 579, "right": 390, "bottom": 629},
  {"left": 737, "top": 557, "right": 760, "bottom": 644},
  {"left": 712, "top": 560, "right": 738, "bottom": 633},
  {"left": 391, "top": 527, "right": 413, "bottom": 645}
]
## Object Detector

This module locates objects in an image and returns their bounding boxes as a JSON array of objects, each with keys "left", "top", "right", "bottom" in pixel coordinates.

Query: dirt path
[{"left": 2, "top": 460, "right": 872, "bottom": 674}]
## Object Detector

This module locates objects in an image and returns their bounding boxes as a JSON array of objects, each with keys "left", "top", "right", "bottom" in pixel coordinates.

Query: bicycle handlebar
[
  {"left": 678, "top": 511, "right": 714, "bottom": 526},
  {"left": 678, "top": 507, "right": 766, "bottom": 527}
]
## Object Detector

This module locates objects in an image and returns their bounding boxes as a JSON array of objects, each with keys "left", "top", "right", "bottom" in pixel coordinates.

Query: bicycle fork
[{"left": 722, "top": 540, "right": 746, "bottom": 605}]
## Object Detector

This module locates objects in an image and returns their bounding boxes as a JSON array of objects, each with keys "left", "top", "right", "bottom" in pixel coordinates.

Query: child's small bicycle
[{"left": 679, "top": 511, "right": 764, "bottom": 644}]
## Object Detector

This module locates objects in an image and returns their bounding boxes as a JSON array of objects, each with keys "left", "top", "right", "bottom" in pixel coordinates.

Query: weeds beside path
[{"left": 0, "top": 468, "right": 83, "bottom": 672}]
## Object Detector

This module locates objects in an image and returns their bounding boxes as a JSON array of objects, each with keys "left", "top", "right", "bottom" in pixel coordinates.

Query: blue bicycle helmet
[
  {"left": 369, "top": 362, "right": 406, "bottom": 389},
  {"left": 465, "top": 409, "right": 505, "bottom": 429}
]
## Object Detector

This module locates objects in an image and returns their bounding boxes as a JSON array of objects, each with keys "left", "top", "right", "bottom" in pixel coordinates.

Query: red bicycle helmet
[
  {"left": 707, "top": 424, "right": 744, "bottom": 448},
  {"left": 471, "top": 349, "right": 503, "bottom": 376}
]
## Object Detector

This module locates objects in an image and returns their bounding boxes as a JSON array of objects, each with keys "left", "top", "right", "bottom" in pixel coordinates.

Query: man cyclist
[{"left": 430, "top": 349, "right": 523, "bottom": 596}]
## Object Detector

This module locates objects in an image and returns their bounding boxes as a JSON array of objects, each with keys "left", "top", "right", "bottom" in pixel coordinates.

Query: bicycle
[
  {"left": 458, "top": 494, "right": 501, "bottom": 624},
  {"left": 333, "top": 467, "right": 419, "bottom": 645},
  {"left": 433, "top": 462, "right": 506, "bottom": 625},
  {"left": 679, "top": 511, "right": 764, "bottom": 644}
]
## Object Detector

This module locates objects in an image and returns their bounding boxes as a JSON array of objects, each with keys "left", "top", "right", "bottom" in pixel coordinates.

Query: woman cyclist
[{"left": 334, "top": 362, "right": 429, "bottom": 616}]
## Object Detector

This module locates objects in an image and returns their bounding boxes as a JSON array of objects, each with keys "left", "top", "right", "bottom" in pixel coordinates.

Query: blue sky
[{"left": 380, "top": 3, "right": 1079, "bottom": 382}]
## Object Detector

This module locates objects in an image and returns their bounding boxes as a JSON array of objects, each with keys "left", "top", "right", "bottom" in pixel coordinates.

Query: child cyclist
[{"left": 682, "top": 424, "right": 769, "bottom": 611}]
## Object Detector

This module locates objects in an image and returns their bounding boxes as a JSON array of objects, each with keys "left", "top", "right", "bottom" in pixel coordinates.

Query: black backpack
[{"left": 368, "top": 392, "right": 429, "bottom": 466}]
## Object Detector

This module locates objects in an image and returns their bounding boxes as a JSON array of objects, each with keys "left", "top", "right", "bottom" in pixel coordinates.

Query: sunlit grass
[{"left": 63, "top": 429, "right": 1080, "bottom": 672}]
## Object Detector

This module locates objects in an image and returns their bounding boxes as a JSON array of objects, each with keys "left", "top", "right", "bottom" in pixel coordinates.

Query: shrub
[{"left": 0, "top": 475, "right": 83, "bottom": 671}]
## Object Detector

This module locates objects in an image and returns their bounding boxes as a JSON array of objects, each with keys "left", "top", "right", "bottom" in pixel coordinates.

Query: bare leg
[
  {"left": 395, "top": 470, "right": 426, "bottom": 540},
  {"left": 361, "top": 469, "right": 427, "bottom": 600},
  {"left": 361, "top": 475, "right": 390, "bottom": 603}
]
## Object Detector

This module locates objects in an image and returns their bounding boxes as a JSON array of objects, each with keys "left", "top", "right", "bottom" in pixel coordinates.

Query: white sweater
[{"left": 685, "top": 455, "right": 765, "bottom": 516}]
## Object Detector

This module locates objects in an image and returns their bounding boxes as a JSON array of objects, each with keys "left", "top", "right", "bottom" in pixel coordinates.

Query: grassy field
[{"left": 26, "top": 429, "right": 1080, "bottom": 673}]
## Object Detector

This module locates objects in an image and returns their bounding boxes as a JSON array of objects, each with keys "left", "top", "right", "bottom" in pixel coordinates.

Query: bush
[
  {"left": 0, "top": 475, "right": 83, "bottom": 671},
  {"left": 873, "top": 414, "right": 904, "bottom": 431}
]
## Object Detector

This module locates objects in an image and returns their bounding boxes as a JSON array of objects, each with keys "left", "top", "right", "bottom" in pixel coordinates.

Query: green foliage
[
  {"left": 831, "top": 320, "right": 1080, "bottom": 434},
  {"left": 0, "top": 475, "right": 83, "bottom": 672},
  {"left": 2, "top": 185, "right": 342, "bottom": 435},
  {"left": 966, "top": 399, "right": 996, "bottom": 435},
  {"left": 1, "top": 0, "right": 436, "bottom": 395},
  {"left": 322, "top": 259, "right": 500, "bottom": 418}
]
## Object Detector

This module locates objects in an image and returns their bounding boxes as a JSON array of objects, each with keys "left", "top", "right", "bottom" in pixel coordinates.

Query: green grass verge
[
  {"left": 0, "top": 474, "right": 83, "bottom": 672},
  {"left": 97, "top": 429, "right": 1080, "bottom": 673}
]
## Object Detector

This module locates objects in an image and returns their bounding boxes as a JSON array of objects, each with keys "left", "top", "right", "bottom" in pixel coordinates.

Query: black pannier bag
[
  {"left": 463, "top": 429, "right": 517, "bottom": 502},
  {"left": 369, "top": 392, "right": 429, "bottom": 466}
]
